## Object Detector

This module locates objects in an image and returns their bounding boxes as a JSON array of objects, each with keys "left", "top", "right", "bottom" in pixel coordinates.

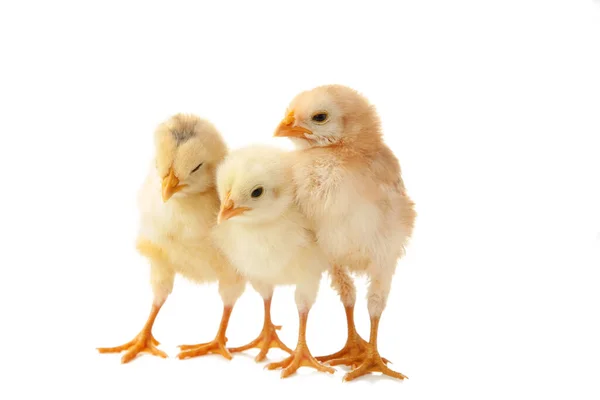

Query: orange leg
[
  {"left": 316, "top": 305, "right": 390, "bottom": 368},
  {"left": 266, "top": 309, "right": 335, "bottom": 378},
  {"left": 177, "top": 305, "right": 233, "bottom": 360},
  {"left": 343, "top": 316, "right": 407, "bottom": 382},
  {"left": 229, "top": 297, "right": 292, "bottom": 362},
  {"left": 97, "top": 303, "right": 167, "bottom": 364}
]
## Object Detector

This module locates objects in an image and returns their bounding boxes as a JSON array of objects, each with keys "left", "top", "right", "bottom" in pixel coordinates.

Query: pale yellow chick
[
  {"left": 212, "top": 145, "right": 335, "bottom": 378},
  {"left": 98, "top": 114, "right": 246, "bottom": 363},
  {"left": 273, "top": 85, "right": 416, "bottom": 381}
]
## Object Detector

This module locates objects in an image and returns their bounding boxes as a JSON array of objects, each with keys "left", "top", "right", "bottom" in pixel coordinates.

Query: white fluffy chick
[
  {"left": 273, "top": 85, "right": 416, "bottom": 381},
  {"left": 212, "top": 145, "right": 335, "bottom": 378},
  {"left": 98, "top": 114, "right": 246, "bottom": 363}
]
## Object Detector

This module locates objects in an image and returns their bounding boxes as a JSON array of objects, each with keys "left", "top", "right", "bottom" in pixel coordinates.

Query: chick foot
[
  {"left": 316, "top": 306, "right": 390, "bottom": 368},
  {"left": 342, "top": 316, "right": 406, "bottom": 382},
  {"left": 176, "top": 305, "right": 233, "bottom": 360},
  {"left": 177, "top": 337, "right": 232, "bottom": 360},
  {"left": 317, "top": 333, "right": 390, "bottom": 368},
  {"left": 266, "top": 342, "right": 335, "bottom": 378},
  {"left": 98, "top": 331, "right": 167, "bottom": 363},
  {"left": 316, "top": 333, "right": 366, "bottom": 368},
  {"left": 97, "top": 304, "right": 166, "bottom": 363},
  {"left": 229, "top": 323, "right": 291, "bottom": 362},
  {"left": 266, "top": 310, "right": 335, "bottom": 378},
  {"left": 228, "top": 297, "right": 292, "bottom": 361},
  {"left": 342, "top": 348, "right": 406, "bottom": 382}
]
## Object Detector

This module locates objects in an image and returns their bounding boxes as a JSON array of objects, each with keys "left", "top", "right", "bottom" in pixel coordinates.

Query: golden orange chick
[{"left": 273, "top": 85, "right": 416, "bottom": 381}]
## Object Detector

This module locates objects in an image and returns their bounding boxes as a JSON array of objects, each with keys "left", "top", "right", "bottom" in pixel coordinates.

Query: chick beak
[
  {"left": 218, "top": 193, "right": 251, "bottom": 223},
  {"left": 274, "top": 110, "right": 313, "bottom": 138},
  {"left": 161, "top": 168, "right": 187, "bottom": 202}
]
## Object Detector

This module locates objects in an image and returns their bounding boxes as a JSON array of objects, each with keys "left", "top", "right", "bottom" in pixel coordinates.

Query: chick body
[{"left": 292, "top": 143, "right": 415, "bottom": 281}]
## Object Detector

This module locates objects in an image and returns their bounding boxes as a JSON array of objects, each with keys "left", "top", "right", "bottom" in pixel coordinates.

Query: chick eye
[
  {"left": 311, "top": 112, "right": 329, "bottom": 124},
  {"left": 251, "top": 187, "right": 264, "bottom": 198},
  {"left": 191, "top": 163, "right": 203, "bottom": 173}
]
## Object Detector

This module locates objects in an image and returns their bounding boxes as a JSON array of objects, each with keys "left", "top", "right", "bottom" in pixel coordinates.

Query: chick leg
[
  {"left": 343, "top": 272, "right": 406, "bottom": 382},
  {"left": 266, "top": 309, "right": 335, "bottom": 378},
  {"left": 177, "top": 274, "right": 245, "bottom": 360},
  {"left": 316, "top": 266, "right": 390, "bottom": 367},
  {"left": 316, "top": 305, "right": 378, "bottom": 367},
  {"left": 98, "top": 247, "right": 174, "bottom": 363},
  {"left": 266, "top": 280, "right": 334, "bottom": 377},
  {"left": 228, "top": 296, "right": 292, "bottom": 361},
  {"left": 342, "top": 316, "right": 407, "bottom": 382},
  {"left": 97, "top": 302, "right": 167, "bottom": 363},
  {"left": 177, "top": 305, "right": 233, "bottom": 360}
]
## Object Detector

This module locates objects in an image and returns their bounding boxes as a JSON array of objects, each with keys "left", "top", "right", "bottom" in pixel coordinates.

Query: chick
[
  {"left": 97, "top": 114, "right": 246, "bottom": 363},
  {"left": 212, "top": 145, "right": 335, "bottom": 378},
  {"left": 273, "top": 85, "right": 416, "bottom": 381}
]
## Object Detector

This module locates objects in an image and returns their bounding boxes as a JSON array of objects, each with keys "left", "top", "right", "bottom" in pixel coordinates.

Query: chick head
[
  {"left": 154, "top": 113, "right": 227, "bottom": 202},
  {"left": 216, "top": 145, "right": 294, "bottom": 225},
  {"left": 273, "top": 84, "right": 382, "bottom": 148}
]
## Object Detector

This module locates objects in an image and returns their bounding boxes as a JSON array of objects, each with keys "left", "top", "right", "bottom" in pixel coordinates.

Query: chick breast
[
  {"left": 212, "top": 207, "right": 327, "bottom": 286},
  {"left": 137, "top": 166, "right": 239, "bottom": 284}
]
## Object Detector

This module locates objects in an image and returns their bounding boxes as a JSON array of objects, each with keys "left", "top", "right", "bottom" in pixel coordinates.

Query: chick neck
[
  {"left": 307, "top": 129, "right": 383, "bottom": 162},
  {"left": 304, "top": 110, "right": 383, "bottom": 156}
]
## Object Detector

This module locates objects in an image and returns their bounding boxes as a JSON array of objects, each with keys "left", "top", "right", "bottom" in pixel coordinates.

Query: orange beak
[
  {"left": 161, "top": 168, "right": 187, "bottom": 202},
  {"left": 273, "top": 110, "right": 313, "bottom": 138},
  {"left": 218, "top": 192, "right": 251, "bottom": 223}
]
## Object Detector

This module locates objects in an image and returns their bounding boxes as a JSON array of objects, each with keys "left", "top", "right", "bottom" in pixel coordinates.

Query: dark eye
[
  {"left": 312, "top": 112, "right": 329, "bottom": 123},
  {"left": 251, "top": 187, "right": 264, "bottom": 198},
  {"left": 191, "top": 163, "right": 203, "bottom": 173}
]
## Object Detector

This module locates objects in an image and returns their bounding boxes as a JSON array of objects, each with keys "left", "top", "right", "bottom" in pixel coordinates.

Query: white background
[{"left": 1, "top": 1, "right": 599, "bottom": 399}]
